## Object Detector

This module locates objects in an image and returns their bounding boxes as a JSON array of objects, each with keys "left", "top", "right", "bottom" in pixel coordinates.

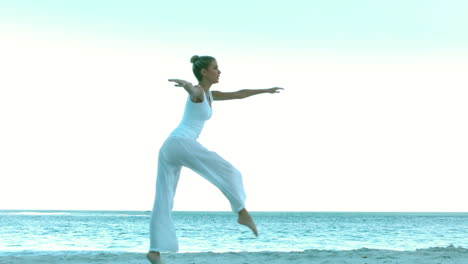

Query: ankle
[{"left": 238, "top": 208, "right": 247, "bottom": 215}]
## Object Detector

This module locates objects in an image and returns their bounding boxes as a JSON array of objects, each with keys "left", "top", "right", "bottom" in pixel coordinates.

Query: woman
[{"left": 147, "top": 55, "right": 283, "bottom": 264}]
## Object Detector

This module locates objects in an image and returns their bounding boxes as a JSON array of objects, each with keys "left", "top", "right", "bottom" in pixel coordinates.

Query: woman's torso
[{"left": 169, "top": 90, "right": 213, "bottom": 139}]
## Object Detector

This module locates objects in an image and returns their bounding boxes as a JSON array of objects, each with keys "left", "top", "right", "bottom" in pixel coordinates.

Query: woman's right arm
[{"left": 168, "top": 79, "right": 203, "bottom": 98}]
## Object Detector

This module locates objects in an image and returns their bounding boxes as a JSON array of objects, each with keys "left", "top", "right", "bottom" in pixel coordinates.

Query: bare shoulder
[
  {"left": 211, "top": 90, "right": 223, "bottom": 100},
  {"left": 190, "top": 85, "right": 204, "bottom": 103}
]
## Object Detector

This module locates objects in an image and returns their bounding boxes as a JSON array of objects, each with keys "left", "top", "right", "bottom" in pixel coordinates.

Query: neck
[{"left": 199, "top": 80, "right": 213, "bottom": 92}]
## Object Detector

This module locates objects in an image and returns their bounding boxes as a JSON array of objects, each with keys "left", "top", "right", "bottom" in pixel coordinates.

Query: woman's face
[{"left": 202, "top": 60, "right": 221, "bottom": 83}]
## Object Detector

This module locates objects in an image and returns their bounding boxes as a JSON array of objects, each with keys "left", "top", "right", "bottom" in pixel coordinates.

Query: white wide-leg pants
[{"left": 149, "top": 136, "right": 246, "bottom": 252}]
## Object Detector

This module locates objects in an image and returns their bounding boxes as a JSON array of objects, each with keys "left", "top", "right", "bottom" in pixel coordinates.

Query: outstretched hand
[
  {"left": 266, "top": 87, "right": 284, "bottom": 93},
  {"left": 168, "top": 79, "right": 193, "bottom": 88}
]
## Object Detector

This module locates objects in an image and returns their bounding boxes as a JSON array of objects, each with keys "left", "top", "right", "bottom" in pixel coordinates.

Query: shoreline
[{"left": 2, "top": 246, "right": 467, "bottom": 264}]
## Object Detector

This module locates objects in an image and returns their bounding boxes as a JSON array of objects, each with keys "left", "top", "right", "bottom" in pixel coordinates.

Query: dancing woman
[{"left": 147, "top": 55, "right": 283, "bottom": 264}]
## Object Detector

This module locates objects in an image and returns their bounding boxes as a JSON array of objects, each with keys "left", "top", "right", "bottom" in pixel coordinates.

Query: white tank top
[{"left": 169, "top": 90, "right": 213, "bottom": 139}]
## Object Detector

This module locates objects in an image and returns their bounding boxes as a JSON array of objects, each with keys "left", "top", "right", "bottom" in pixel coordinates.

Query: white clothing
[
  {"left": 149, "top": 90, "right": 247, "bottom": 252},
  {"left": 169, "top": 90, "right": 213, "bottom": 139}
]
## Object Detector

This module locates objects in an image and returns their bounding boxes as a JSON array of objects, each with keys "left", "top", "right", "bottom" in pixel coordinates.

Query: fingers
[
  {"left": 168, "top": 79, "right": 182, "bottom": 83},
  {"left": 272, "top": 87, "right": 284, "bottom": 93},
  {"left": 168, "top": 79, "right": 185, "bottom": 87},
  {"left": 168, "top": 78, "right": 185, "bottom": 83}
]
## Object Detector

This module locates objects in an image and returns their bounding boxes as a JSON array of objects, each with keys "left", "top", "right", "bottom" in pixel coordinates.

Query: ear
[{"left": 201, "top": 68, "right": 208, "bottom": 77}]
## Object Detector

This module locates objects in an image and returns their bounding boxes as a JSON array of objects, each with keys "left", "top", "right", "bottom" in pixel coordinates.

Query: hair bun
[{"left": 190, "top": 55, "right": 200, "bottom": 63}]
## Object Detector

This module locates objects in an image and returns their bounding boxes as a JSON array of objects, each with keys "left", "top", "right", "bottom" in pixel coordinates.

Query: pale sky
[{"left": 1, "top": 0, "right": 467, "bottom": 212}]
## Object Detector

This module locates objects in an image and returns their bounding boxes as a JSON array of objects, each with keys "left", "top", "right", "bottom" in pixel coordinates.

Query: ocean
[{"left": 0, "top": 210, "right": 467, "bottom": 256}]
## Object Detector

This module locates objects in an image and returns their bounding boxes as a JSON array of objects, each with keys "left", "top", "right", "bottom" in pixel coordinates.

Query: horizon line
[{"left": 1, "top": 209, "right": 467, "bottom": 213}]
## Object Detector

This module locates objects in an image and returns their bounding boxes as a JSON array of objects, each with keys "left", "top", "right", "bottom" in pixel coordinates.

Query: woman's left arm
[{"left": 212, "top": 87, "right": 284, "bottom": 101}]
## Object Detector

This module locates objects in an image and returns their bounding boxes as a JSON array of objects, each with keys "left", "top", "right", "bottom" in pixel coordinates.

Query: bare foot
[
  {"left": 146, "top": 251, "right": 162, "bottom": 264},
  {"left": 237, "top": 208, "right": 258, "bottom": 237}
]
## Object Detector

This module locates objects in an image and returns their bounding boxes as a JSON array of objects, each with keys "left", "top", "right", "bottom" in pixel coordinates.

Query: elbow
[{"left": 236, "top": 90, "right": 246, "bottom": 99}]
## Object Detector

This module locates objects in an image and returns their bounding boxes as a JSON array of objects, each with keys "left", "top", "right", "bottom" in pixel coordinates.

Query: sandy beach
[{"left": 2, "top": 246, "right": 467, "bottom": 264}]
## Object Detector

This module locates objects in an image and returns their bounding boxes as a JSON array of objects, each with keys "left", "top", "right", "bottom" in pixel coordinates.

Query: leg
[
  {"left": 177, "top": 138, "right": 258, "bottom": 236},
  {"left": 148, "top": 150, "right": 182, "bottom": 256}
]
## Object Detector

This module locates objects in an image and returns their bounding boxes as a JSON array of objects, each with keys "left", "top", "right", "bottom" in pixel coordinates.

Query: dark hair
[{"left": 190, "top": 55, "right": 216, "bottom": 82}]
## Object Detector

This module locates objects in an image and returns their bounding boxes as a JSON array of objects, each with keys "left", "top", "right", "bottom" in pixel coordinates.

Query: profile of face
[{"left": 201, "top": 60, "right": 221, "bottom": 84}]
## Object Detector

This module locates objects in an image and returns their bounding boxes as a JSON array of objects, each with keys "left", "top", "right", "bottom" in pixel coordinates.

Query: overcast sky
[{"left": 1, "top": 0, "right": 467, "bottom": 212}]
